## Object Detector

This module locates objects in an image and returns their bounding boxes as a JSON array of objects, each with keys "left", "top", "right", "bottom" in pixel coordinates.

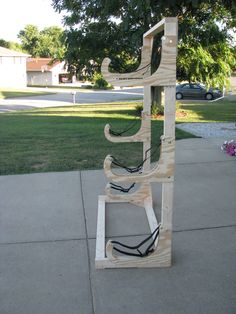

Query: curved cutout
[
  {"left": 106, "top": 226, "right": 160, "bottom": 260},
  {"left": 101, "top": 42, "right": 152, "bottom": 83},
  {"left": 104, "top": 111, "right": 151, "bottom": 143},
  {"left": 102, "top": 36, "right": 177, "bottom": 87},
  {"left": 105, "top": 182, "right": 152, "bottom": 207},
  {"left": 105, "top": 229, "right": 171, "bottom": 266},
  {"left": 104, "top": 136, "right": 175, "bottom": 183}
]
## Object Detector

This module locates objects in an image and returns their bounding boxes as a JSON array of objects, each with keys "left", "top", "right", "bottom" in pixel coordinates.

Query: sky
[
  {"left": 0, "top": 1, "right": 235, "bottom": 45},
  {"left": 0, "top": 0, "right": 65, "bottom": 42}
]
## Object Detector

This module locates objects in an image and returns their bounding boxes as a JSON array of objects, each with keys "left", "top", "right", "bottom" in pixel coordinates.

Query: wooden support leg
[
  {"left": 161, "top": 182, "right": 174, "bottom": 231},
  {"left": 143, "top": 85, "right": 152, "bottom": 171}
]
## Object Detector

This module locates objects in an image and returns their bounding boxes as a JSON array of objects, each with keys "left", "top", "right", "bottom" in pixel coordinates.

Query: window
[
  {"left": 182, "top": 84, "right": 190, "bottom": 89},
  {"left": 192, "top": 84, "right": 201, "bottom": 89}
]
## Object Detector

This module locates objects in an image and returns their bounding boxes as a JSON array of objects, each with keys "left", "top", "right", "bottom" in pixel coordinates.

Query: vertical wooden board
[
  {"left": 164, "top": 86, "right": 176, "bottom": 138},
  {"left": 95, "top": 195, "right": 106, "bottom": 260},
  {"left": 143, "top": 85, "right": 152, "bottom": 171},
  {"left": 165, "top": 20, "right": 178, "bottom": 36},
  {"left": 143, "top": 85, "right": 152, "bottom": 113},
  {"left": 161, "top": 182, "right": 174, "bottom": 230},
  {"left": 144, "top": 197, "right": 159, "bottom": 235}
]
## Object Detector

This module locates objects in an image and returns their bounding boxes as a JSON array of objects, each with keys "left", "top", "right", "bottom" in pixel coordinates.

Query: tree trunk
[{"left": 151, "top": 86, "right": 164, "bottom": 114}]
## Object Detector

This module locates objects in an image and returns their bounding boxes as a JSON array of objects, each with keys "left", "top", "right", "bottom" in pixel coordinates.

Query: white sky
[
  {"left": 0, "top": 0, "right": 64, "bottom": 42},
  {"left": 0, "top": 1, "right": 235, "bottom": 46}
]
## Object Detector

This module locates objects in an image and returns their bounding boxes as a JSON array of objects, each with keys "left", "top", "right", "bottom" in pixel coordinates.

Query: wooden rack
[{"left": 95, "top": 17, "right": 178, "bottom": 268}]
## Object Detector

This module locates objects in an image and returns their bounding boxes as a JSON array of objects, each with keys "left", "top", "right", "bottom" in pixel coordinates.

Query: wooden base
[{"left": 95, "top": 194, "right": 172, "bottom": 269}]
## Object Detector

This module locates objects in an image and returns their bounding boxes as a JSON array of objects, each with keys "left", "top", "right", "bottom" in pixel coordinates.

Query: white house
[
  {"left": 230, "top": 72, "right": 236, "bottom": 92},
  {"left": 0, "top": 46, "right": 30, "bottom": 88},
  {"left": 27, "top": 58, "right": 69, "bottom": 86}
]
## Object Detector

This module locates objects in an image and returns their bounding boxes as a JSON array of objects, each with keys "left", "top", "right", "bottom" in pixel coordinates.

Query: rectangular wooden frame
[
  {"left": 95, "top": 17, "right": 177, "bottom": 269},
  {"left": 95, "top": 192, "right": 172, "bottom": 269}
]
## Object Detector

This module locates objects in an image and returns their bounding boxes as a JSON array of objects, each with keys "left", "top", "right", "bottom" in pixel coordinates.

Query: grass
[
  {"left": 0, "top": 98, "right": 235, "bottom": 175},
  {"left": 176, "top": 100, "right": 236, "bottom": 122},
  {"left": 0, "top": 101, "right": 192, "bottom": 175},
  {"left": 0, "top": 88, "right": 54, "bottom": 99}
]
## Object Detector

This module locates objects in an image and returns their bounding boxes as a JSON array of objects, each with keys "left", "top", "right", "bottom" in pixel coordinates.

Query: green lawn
[
  {"left": 177, "top": 100, "right": 236, "bottom": 122},
  {"left": 0, "top": 99, "right": 235, "bottom": 175},
  {"left": 0, "top": 88, "right": 54, "bottom": 99},
  {"left": 0, "top": 102, "right": 193, "bottom": 175}
]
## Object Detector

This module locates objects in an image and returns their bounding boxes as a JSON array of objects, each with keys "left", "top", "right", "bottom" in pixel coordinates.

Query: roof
[
  {"left": 0, "top": 46, "right": 30, "bottom": 57},
  {"left": 26, "top": 58, "right": 62, "bottom": 72}
]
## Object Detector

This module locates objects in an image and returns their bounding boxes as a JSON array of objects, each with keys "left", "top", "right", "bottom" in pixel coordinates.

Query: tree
[
  {"left": 38, "top": 26, "right": 66, "bottom": 59},
  {"left": 17, "top": 25, "right": 66, "bottom": 60},
  {"left": 0, "top": 38, "right": 25, "bottom": 52},
  {"left": 175, "top": 2, "right": 236, "bottom": 88},
  {"left": 18, "top": 25, "right": 41, "bottom": 57},
  {"left": 52, "top": 0, "right": 236, "bottom": 90}
]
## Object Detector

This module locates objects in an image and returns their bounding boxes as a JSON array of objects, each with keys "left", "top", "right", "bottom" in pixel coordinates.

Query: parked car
[
  {"left": 176, "top": 83, "right": 222, "bottom": 100},
  {"left": 59, "top": 73, "right": 73, "bottom": 83}
]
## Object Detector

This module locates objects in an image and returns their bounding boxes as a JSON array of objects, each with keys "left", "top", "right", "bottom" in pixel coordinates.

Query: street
[{"left": 0, "top": 87, "right": 143, "bottom": 112}]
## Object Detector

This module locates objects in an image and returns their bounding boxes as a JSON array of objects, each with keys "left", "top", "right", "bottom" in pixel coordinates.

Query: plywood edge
[
  {"left": 96, "top": 230, "right": 172, "bottom": 269},
  {"left": 95, "top": 195, "right": 106, "bottom": 261}
]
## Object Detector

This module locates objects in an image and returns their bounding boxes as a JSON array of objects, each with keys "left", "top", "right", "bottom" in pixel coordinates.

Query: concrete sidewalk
[{"left": 0, "top": 138, "right": 236, "bottom": 314}]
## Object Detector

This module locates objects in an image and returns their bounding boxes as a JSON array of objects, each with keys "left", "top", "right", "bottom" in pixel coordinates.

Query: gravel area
[{"left": 176, "top": 122, "right": 236, "bottom": 138}]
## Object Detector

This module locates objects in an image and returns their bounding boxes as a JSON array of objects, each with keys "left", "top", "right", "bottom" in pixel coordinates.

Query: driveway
[
  {"left": 0, "top": 87, "right": 143, "bottom": 112},
  {"left": 1, "top": 88, "right": 234, "bottom": 113},
  {"left": 0, "top": 138, "right": 236, "bottom": 314},
  {"left": 179, "top": 93, "right": 234, "bottom": 104}
]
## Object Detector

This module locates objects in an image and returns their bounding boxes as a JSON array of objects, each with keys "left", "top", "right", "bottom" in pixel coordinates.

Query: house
[
  {"left": 26, "top": 58, "right": 70, "bottom": 86},
  {"left": 0, "top": 46, "right": 30, "bottom": 88},
  {"left": 230, "top": 71, "right": 236, "bottom": 92}
]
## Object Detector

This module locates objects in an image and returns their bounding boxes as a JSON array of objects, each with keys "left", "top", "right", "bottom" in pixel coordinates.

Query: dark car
[
  {"left": 59, "top": 73, "right": 73, "bottom": 83},
  {"left": 176, "top": 83, "right": 222, "bottom": 100}
]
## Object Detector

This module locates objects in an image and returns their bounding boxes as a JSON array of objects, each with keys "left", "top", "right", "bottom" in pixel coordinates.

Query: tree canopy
[
  {"left": 52, "top": 0, "right": 236, "bottom": 88},
  {"left": 0, "top": 39, "right": 24, "bottom": 53},
  {"left": 17, "top": 25, "right": 66, "bottom": 60}
]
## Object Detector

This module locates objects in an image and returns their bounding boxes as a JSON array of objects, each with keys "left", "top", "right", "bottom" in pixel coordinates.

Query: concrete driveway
[
  {"left": 0, "top": 87, "right": 143, "bottom": 112},
  {"left": 0, "top": 138, "right": 235, "bottom": 314}
]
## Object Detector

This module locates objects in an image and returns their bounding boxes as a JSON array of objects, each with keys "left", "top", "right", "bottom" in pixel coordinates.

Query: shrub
[
  {"left": 135, "top": 103, "right": 143, "bottom": 115},
  {"left": 136, "top": 101, "right": 181, "bottom": 116},
  {"left": 93, "top": 72, "right": 113, "bottom": 89},
  {"left": 151, "top": 102, "right": 164, "bottom": 116}
]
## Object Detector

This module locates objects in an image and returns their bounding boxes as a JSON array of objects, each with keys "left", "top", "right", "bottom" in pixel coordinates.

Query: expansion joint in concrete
[{"left": 79, "top": 171, "right": 96, "bottom": 314}]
